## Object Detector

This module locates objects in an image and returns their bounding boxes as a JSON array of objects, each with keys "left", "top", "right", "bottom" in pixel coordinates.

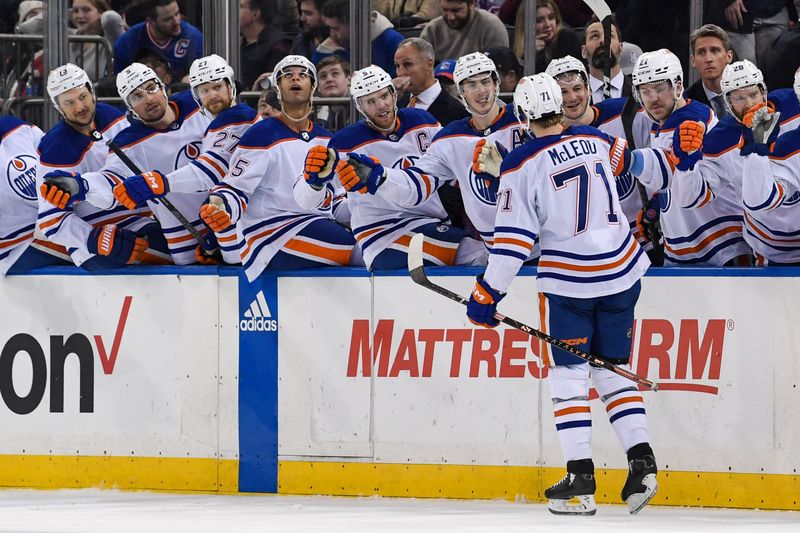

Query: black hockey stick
[
  {"left": 407, "top": 234, "right": 659, "bottom": 391},
  {"left": 89, "top": 129, "right": 211, "bottom": 248}
]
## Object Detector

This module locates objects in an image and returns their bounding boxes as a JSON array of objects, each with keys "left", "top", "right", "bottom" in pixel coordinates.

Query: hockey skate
[
  {"left": 544, "top": 470, "right": 597, "bottom": 516},
  {"left": 621, "top": 454, "right": 658, "bottom": 514}
]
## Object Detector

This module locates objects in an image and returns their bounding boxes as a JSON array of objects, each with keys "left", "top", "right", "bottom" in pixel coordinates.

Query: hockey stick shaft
[
  {"left": 90, "top": 129, "right": 207, "bottom": 246},
  {"left": 407, "top": 234, "right": 658, "bottom": 391}
]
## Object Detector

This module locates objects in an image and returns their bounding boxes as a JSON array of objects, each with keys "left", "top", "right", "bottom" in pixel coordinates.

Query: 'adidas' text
[{"left": 240, "top": 290, "right": 277, "bottom": 332}]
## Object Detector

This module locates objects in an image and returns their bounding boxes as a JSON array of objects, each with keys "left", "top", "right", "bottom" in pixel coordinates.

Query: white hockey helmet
[
  {"left": 545, "top": 55, "right": 589, "bottom": 85},
  {"left": 795, "top": 66, "right": 800, "bottom": 105},
  {"left": 189, "top": 54, "right": 236, "bottom": 112},
  {"left": 271, "top": 54, "right": 317, "bottom": 96},
  {"left": 453, "top": 52, "right": 500, "bottom": 116},
  {"left": 46, "top": 63, "right": 93, "bottom": 110},
  {"left": 117, "top": 62, "right": 163, "bottom": 103},
  {"left": 720, "top": 59, "right": 766, "bottom": 117},
  {"left": 514, "top": 73, "right": 564, "bottom": 124},
  {"left": 350, "top": 65, "right": 396, "bottom": 121}
]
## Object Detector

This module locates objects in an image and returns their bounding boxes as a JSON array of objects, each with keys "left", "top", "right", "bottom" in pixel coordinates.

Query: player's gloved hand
[
  {"left": 669, "top": 120, "right": 705, "bottom": 171},
  {"left": 741, "top": 103, "right": 781, "bottom": 156},
  {"left": 40, "top": 170, "right": 88, "bottom": 209},
  {"left": 113, "top": 170, "right": 169, "bottom": 209},
  {"left": 472, "top": 139, "right": 508, "bottom": 177},
  {"left": 635, "top": 195, "right": 661, "bottom": 244},
  {"left": 337, "top": 153, "right": 386, "bottom": 194},
  {"left": 87, "top": 224, "right": 147, "bottom": 265},
  {"left": 199, "top": 194, "right": 233, "bottom": 232},
  {"left": 303, "top": 145, "right": 339, "bottom": 189},
  {"left": 466, "top": 274, "right": 505, "bottom": 328}
]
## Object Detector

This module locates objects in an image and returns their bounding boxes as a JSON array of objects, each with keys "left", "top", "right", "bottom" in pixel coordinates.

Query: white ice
[{"left": 0, "top": 489, "right": 796, "bottom": 533}]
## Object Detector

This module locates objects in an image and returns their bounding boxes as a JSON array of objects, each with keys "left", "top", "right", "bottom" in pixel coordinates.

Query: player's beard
[{"left": 589, "top": 46, "right": 620, "bottom": 70}]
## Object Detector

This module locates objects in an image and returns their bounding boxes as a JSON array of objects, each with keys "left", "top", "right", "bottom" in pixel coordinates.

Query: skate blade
[
  {"left": 626, "top": 474, "right": 657, "bottom": 514},
  {"left": 547, "top": 495, "right": 597, "bottom": 516}
]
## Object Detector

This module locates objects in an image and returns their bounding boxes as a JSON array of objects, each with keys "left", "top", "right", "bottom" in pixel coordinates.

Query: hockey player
[
  {"left": 767, "top": 65, "right": 800, "bottom": 133},
  {"left": 40, "top": 62, "right": 214, "bottom": 265},
  {"left": 466, "top": 73, "right": 656, "bottom": 516},
  {"left": 111, "top": 54, "right": 260, "bottom": 263},
  {"left": 36, "top": 63, "right": 166, "bottom": 270},
  {"left": 736, "top": 68, "right": 800, "bottom": 265},
  {"left": 346, "top": 52, "right": 527, "bottom": 261},
  {"left": 295, "top": 64, "right": 473, "bottom": 269},
  {"left": 627, "top": 49, "right": 755, "bottom": 266},
  {"left": 0, "top": 115, "right": 69, "bottom": 275},
  {"left": 199, "top": 55, "right": 356, "bottom": 280}
]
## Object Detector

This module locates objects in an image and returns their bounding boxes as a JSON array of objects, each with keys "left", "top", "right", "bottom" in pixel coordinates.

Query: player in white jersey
[
  {"left": 111, "top": 54, "right": 259, "bottom": 264},
  {"left": 199, "top": 55, "right": 356, "bottom": 281},
  {"left": 40, "top": 63, "right": 214, "bottom": 265},
  {"left": 737, "top": 68, "right": 800, "bottom": 265},
  {"left": 0, "top": 116, "right": 68, "bottom": 275},
  {"left": 36, "top": 63, "right": 166, "bottom": 270},
  {"left": 627, "top": 49, "right": 753, "bottom": 266},
  {"left": 466, "top": 73, "right": 656, "bottom": 516},
  {"left": 544, "top": 55, "right": 660, "bottom": 259},
  {"left": 349, "top": 53, "right": 527, "bottom": 258},
  {"left": 295, "top": 65, "right": 478, "bottom": 269},
  {"left": 768, "top": 66, "right": 800, "bottom": 134}
]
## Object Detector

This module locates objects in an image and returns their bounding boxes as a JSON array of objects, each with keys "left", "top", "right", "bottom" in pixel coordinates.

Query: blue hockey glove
[
  {"left": 40, "top": 170, "right": 88, "bottom": 209},
  {"left": 113, "top": 170, "right": 169, "bottom": 209},
  {"left": 87, "top": 224, "right": 147, "bottom": 265},
  {"left": 466, "top": 274, "right": 505, "bottom": 328},
  {"left": 338, "top": 153, "right": 386, "bottom": 194}
]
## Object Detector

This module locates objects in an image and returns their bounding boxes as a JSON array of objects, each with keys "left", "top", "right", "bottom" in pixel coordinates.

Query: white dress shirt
[
  {"left": 409, "top": 80, "right": 442, "bottom": 111},
  {"left": 590, "top": 71, "right": 625, "bottom": 103}
]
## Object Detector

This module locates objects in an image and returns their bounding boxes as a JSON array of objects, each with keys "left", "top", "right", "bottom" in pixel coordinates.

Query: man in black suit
[
  {"left": 684, "top": 24, "right": 733, "bottom": 119},
  {"left": 393, "top": 37, "right": 469, "bottom": 126}
]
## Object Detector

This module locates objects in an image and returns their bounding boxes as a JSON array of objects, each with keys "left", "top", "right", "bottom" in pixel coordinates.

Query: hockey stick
[
  {"left": 90, "top": 129, "right": 211, "bottom": 249},
  {"left": 407, "top": 233, "right": 659, "bottom": 391}
]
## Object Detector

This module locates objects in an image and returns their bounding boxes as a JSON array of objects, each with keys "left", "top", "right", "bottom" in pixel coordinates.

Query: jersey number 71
[{"left": 551, "top": 161, "right": 619, "bottom": 235}]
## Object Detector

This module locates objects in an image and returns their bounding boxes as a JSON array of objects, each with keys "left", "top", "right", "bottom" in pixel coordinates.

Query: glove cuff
[{"left": 475, "top": 274, "right": 505, "bottom": 304}]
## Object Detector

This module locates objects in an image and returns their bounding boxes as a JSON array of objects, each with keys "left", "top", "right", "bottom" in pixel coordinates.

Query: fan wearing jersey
[
  {"left": 36, "top": 63, "right": 167, "bottom": 271},
  {"left": 738, "top": 67, "right": 800, "bottom": 265},
  {"left": 112, "top": 54, "right": 260, "bottom": 264},
  {"left": 467, "top": 73, "right": 656, "bottom": 517},
  {"left": 348, "top": 52, "right": 528, "bottom": 262},
  {"left": 544, "top": 55, "right": 657, "bottom": 259},
  {"left": 0, "top": 116, "right": 65, "bottom": 275},
  {"left": 200, "top": 55, "right": 356, "bottom": 280},
  {"left": 40, "top": 63, "right": 215, "bottom": 265},
  {"left": 628, "top": 49, "right": 753, "bottom": 266}
]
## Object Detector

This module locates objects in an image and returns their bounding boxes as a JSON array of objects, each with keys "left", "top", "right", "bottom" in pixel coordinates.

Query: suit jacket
[
  {"left": 684, "top": 80, "right": 711, "bottom": 107},
  {"left": 399, "top": 89, "right": 469, "bottom": 126}
]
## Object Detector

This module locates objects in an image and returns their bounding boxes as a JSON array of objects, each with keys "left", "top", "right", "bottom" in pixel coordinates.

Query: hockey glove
[
  {"left": 472, "top": 139, "right": 508, "bottom": 196},
  {"left": 337, "top": 153, "right": 386, "bottom": 194},
  {"left": 303, "top": 145, "right": 339, "bottom": 189},
  {"left": 635, "top": 195, "right": 662, "bottom": 245},
  {"left": 40, "top": 170, "right": 88, "bottom": 209},
  {"left": 113, "top": 170, "right": 170, "bottom": 209},
  {"left": 741, "top": 103, "right": 781, "bottom": 156},
  {"left": 669, "top": 120, "right": 705, "bottom": 171},
  {"left": 87, "top": 224, "right": 147, "bottom": 265},
  {"left": 199, "top": 194, "right": 233, "bottom": 232},
  {"left": 466, "top": 274, "right": 505, "bottom": 328}
]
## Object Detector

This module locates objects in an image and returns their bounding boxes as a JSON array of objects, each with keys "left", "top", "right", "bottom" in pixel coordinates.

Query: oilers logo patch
[
  {"left": 6, "top": 154, "right": 37, "bottom": 200},
  {"left": 658, "top": 189, "right": 671, "bottom": 213},
  {"left": 615, "top": 170, "right": 636, "bottom": 200},
  {"left": 468, "top": 167, "right": 498, "bottom": 206},
  {"left": 175, "top": 141, "right": 202, "bottom": 168},
  {"left": 391, "top": 156, "right": 420, "bottom": 170},
  {"left": 784, "top": 190, "right": 800, "bottom": 206}
]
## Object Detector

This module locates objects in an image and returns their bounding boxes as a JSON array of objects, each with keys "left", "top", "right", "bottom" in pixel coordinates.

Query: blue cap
[{"left": 434, "top": 59, "right": 456, "bottom": 81}]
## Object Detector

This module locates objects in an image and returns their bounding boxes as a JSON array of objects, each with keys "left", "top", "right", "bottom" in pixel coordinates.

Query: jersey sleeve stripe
[
  {"left": 489, "top": 247, "right": 529, "bottom": 261},
  {"left": 664, "top": 225, "right": 742, "bottom": 256}
]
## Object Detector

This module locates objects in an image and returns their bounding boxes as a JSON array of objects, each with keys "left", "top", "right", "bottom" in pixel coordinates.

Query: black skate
[
  {"left": 621, "top": 454, "right": 658, "bottom": 514},
  {"left": 544, "top": 460, "right": 596, "bottom": 516}
]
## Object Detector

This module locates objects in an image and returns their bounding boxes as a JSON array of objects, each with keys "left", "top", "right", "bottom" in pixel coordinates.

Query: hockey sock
[
  {"left": 549, "top": 364, "right": 593, "bottom": 462},
  {"left": 592, "top": 365, "right": 650, "bottom": 452}
]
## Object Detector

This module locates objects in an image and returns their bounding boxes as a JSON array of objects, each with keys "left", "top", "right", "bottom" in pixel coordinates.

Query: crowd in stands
[{"left": 3, "top": 0, "right": 800, "bottom": 275}]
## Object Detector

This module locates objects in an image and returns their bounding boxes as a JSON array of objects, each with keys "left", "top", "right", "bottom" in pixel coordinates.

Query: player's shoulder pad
[
  {"left": 664, "top": 99, "right": 713, "bottom": 129},
  {"left": 170, "top": 89, "right": 201, "bottom": 120},
  {"left": 397, "top": 107, "right": 439, "bottom": 130},
  {"left": 37, "top": 122, "right": 91, "bottom": 165},
  {"left": 207, "top": 103, "right": 258, "bottom": 133},
  {"left": 770, "top": 126, "right": 800, "bottom": 159},
  {"left": 329, "top": 121, "right": 376, "bottom": 151},
  {"left": 431, "top": 116, "right": 475, "bottom": 142},
  {"left": 499, "top": 134, "right": 560, "bottom": 175},
  {"left": 768, "top": 88, "right": 800, "bottom": 124},
  {"left": 0, "top": 115, "right": 27, "bottom": 140},
  {"left": 93, "top": 102, "right": 126, "bottom": 132},
  {"left": 592, "top": 97, "right": 626, "bottom": 126},
  {"left": 701, "top": 115, "right": 742, "bottom": 156},
  {"left": 494, "top": 103, "right": 522, "bottom": 131}
]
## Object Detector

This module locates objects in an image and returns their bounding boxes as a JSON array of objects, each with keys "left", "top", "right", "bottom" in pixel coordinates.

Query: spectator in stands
[
  {"left": 69, "top": 0, "right": 126, "bottom": 82},
  {"left": 484, "top": 45, "right": 522, "bottom": 93},
  {"left": 135, "top": 47, "right": 173, "bottom": 87},
  {"left": 684, "top": 24, "right": 733, "bottom": 119},
  {"left": 420, "top": 0, "right": 509, "bottom": 62},
  {"left": 434, "top": 58, "right": 458, "bottom": 97},
  {"left": 315, "top": 0, "right": 404, "bottom": 77},
  {"left": 498, "top": 0, "right": 592, "bottom": 29},
  {"left": 393, "top": 38, "right": 468, "bottom": 125},
  {"left": 275, "top": 0, "right": 300, "bottom": 33},
  {"left": 373, "top": 0, "right": 442, "bottom": 28},
  {"left": 582, "top": 14, "right": 632, "bottom": 102},
  {"left": 706, "top": 0, "right": 791, "bottom": 66},
  {"left": 763, "top": 21, "right": 800, "bottom": 90},
  {"left": 315, "top": 55, "right": 350, "bottom": 131},
  {"left": 258, "top": 87, "right": 282, "bottom": 119},
  {"left": 513, "top": 0, "right": 581, "bottom": 74},
  {"left": 240, "top": 0, "right": 291, "bottom": 90},
  {"left": 113, "top": 0, "right": 202, "bottom": 80},
  {"left": 14, "top": 1, "right": 44, "bottom": 33},
  {"left": 292, "top": 0, "right": 330, "bottom": 59}
]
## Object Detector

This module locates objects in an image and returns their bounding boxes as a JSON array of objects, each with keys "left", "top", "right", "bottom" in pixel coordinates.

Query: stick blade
[{"left": 408, "top": 233, "right": 427, "bottom": 284}]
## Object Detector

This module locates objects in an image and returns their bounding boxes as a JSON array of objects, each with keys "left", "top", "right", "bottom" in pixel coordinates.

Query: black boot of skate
[
  {"left": 544, "top": 459, "right": 596, "bottom": 515},
  {"left": 621, "top": 443, "right": 658, "bottom": 514}
]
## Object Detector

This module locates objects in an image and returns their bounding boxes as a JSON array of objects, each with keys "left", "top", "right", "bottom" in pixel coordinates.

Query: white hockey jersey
[
  {"left": 314, "top": 108, "right": 446, "bottom": 269},
  {"left": 741, "top": 127, "right": 800, "bottom": 263},
  {"left": 36, "top": 102, "right": 153, "bottom": 266},
  {"left": 80, "top": 91, "right": 213, "bottom": 264},
  {"left": 0, "top": 117, "right": 44, "bottom": 275},
  {"left": 485, "top": 125, "right": 649, "bottom": 298},
  {"left": 768, "top": 88, "right": 800, "bottom": 134},
  {"left": 382, "top": 103, "right": 527, "bottom": 248},
  {"left": 213, "top": 117, "right": 350, "bottom": 281}
]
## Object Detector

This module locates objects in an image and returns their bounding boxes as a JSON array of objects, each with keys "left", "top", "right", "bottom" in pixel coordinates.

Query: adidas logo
[{"left": 240, "top": 290, "right": 277, "bottom": 332}]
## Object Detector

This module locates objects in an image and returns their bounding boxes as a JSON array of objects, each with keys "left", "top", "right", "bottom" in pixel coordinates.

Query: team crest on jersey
[
  {"left": 391, "top": 156, "right": 420, "bottom": 170},
  {"left": 469, "top": 167, "right": 498, "bottom": 205},
  {"left": 175, "top": 141, "right": 202, "bottom": 168},
  {"left": 615, "top": 171, "right": 636, "bottom": 200},
  {"left": 174, "top": 39, "right": 190, "bottom": 58},
  {"left": 6, "top": 154, "right": 37, "bottom": 200},
  {"left": 658, "top": 189, "right": 671, "bottom": 213},
  {"left": 784, "top": 190, "right": 800, "bottom": 206}
]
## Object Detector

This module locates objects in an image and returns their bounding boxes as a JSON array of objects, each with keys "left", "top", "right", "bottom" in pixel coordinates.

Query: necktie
[
  {"left": 711, "top": 95, "right": 728, "bottom": 119},
  {"left": 408, "top": 95, "right": 418, "bottom": 108}
]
